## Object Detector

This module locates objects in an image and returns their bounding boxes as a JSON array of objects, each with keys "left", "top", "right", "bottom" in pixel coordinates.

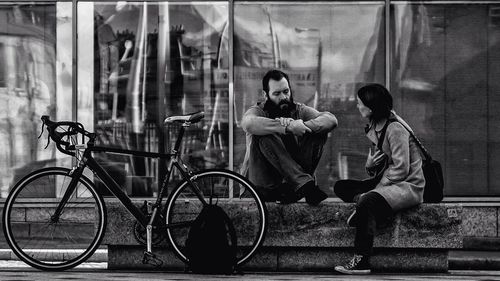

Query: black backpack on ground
[{"left": 185, "top": 204, "right": 237, "bottom": 274}]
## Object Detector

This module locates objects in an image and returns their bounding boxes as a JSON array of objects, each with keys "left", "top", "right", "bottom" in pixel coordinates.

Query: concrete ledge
[
  {"left": 108, "top": 246, "right": 448, "bottom": 273},
  {"left": 263, "top": 202, "right": 463, "bottom": 248},
  {"left": 463, "top": 237, "right": 500, "bottom": 251},
  {"left": 104, "top": 200, "right": 463, "bottom": 272},
  {"left": 450, "top": 250, "right": 500, "bottom": 270}
]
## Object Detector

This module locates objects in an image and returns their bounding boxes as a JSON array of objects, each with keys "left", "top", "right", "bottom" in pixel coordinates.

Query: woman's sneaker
[{"left": 334, "top": 254, "right": 371, "bottom": 275}]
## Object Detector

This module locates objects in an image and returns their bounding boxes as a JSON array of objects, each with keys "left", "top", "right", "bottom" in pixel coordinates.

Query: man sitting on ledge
[{"left": 240, "top": 69, "right": 338, "bottom": 205}]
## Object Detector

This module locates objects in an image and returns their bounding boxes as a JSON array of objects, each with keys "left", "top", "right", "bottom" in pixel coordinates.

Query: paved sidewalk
[{"left": 1, "top": 261, "right": 500, "bottom": 281}]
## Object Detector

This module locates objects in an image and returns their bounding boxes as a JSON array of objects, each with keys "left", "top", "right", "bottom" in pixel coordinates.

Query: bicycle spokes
[
  {"left": 3, "top": 168, "right": 106, "bottom": 270},
  {"left": 165, "top": 170, "right": 267, "bottom": 266}
]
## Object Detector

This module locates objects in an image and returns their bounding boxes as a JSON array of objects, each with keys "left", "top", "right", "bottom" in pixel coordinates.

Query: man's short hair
[{"left": 262, "top": 69, "right": 291, "bottom": 95}]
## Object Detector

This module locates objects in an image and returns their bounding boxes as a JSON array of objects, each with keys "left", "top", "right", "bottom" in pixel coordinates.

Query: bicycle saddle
[{"left": 164, "top": 111, "right": 205, "bottom": 124}]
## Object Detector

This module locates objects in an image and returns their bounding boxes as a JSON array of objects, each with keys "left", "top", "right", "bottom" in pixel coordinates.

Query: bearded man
[{"left": 240, "top": 69, "right": 338, "bottom": 205}]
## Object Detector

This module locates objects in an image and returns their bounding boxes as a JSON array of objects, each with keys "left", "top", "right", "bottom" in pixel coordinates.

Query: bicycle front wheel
[
  {"left": 2, "top": 167, "right": 106, "bottom": 271},
  {"left": 165, "top": 169, "right": 267, "bottom": 267}
]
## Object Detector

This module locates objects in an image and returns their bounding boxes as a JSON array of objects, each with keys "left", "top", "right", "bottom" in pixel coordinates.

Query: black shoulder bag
[{"left": 378, "top": 119, "right": 444, "bottom": 203}]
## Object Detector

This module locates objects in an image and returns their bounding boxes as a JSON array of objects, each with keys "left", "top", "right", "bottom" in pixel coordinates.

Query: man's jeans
[{"left": 247, "top": 132, "right": 327, "bottom": 197}]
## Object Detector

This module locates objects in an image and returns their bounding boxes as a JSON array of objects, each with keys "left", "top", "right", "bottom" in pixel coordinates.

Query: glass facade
[
  {"left": 391, "top": 3, "right": 500, "bottom": 196},
  {"left": 0, "top": 2, "right": 73, "bottom": 198},
  {"left": 77, "top": 2, "right": 229, "bottom": 196},
  {"left": 233, "top": 2, "right": 385, "bottom": 194},
  {"left": 1, "top": 0, "right": 499, "bottom": 200}
]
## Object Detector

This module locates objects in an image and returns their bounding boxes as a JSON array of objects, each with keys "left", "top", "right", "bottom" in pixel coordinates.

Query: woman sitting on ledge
[{"left": 333, "top": 83, "right": 425, "bottom": 275}]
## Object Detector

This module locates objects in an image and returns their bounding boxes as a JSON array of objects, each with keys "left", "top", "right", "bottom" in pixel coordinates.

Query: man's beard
[{"left": 263, "top": 97, "right": 296, "bottom": 118}]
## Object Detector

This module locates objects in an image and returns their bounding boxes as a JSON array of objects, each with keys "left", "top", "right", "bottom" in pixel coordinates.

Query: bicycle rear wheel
[
  {"left": 165, "top": 169, "right": 267, "bottom": 267},
  {"left": 2, "top": 167, "right": 106, "bottom": 271}
]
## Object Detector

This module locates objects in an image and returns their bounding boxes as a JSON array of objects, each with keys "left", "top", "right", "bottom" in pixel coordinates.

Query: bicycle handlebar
[
  {"left": 40, "top": 115, "right": 95, "bottom": 156},
  {"left": 41, "top": 111, "right": 204, "bottom": 156}
]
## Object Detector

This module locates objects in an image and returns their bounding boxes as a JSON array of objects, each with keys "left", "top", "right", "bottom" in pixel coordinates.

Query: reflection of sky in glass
[
  {"left": 93, "top": 3, "right": 228, "bottom": 53},
  {"left": 56, "top": 2, "right": 73, "bottom": 126},
  {"left": 56, "top": 3, "right": 72, "bottom": 65},
  {"left": 94, "top": 2, "right": 158, "bottom": 33},
  {"left": 235, "top": 4, "right": 383, "bottom": 84},
  {"left": 93, "top": 3, "right": 227, "bottom": 39},
  {"left": 77, "top": 2, "right": 95, "bottom": 129}
]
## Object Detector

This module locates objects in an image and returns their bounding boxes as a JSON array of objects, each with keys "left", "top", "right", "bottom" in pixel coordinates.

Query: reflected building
[{"left": 0, "top": 4, "right": 60, "bottom": 197}]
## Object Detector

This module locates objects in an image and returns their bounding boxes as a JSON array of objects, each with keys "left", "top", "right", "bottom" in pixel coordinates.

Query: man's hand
[
  {"left": 286, "top": 119, "right": 312, "bottom": 136},
  {"left": 275, "top": 117, "right": 294, "bottom": 127}
]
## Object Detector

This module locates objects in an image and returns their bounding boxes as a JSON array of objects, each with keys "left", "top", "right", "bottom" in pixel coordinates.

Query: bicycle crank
[
  {"left": 142, "top": 251, "right": 163, "bottom": 267},
  {"left": 133, "top": 219, "right": 166, "bottom": 246},
  {"left": 133, "top": 201, "right": 166, "bottom": 246}
]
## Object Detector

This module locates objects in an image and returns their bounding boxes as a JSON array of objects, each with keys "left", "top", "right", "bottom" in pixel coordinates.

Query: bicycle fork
[{"left": 51, "top": 166, "right": 85, "bottom": 223}]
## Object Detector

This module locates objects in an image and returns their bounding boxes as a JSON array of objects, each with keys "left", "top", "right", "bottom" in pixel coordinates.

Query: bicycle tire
[
  {"left": 165, "top": 169, "right": 267, "bottom": 267},
  {"left": 2, "top": 167, "right": 107, "bottom": 271}
]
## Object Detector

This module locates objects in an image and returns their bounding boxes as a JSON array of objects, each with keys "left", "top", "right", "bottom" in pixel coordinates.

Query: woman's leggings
[{"left": 334, "top": 178, "right": 393, "bottom": 256}]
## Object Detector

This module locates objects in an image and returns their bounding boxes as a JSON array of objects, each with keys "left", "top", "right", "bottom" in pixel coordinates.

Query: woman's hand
[{"left": 366, "top": 147, "right": 386, "bottom": 169}]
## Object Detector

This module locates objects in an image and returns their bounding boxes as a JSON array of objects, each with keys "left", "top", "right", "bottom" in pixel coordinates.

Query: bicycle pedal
[{"left": 142, "top": 251, "right": 163, "bottom": 267}]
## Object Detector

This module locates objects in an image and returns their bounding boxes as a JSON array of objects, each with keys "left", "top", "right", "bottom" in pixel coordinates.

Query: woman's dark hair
[
  {"left": 357, "top": 83, "right": 393, "bottom": 122},
  {"left": 262, "top": 69, "right": 291, "bottom": 95}
]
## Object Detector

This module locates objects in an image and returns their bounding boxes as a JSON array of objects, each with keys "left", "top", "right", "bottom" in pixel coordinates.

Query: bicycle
[{"left": 2, "top": 112, "right": 267, "bottom": 271}]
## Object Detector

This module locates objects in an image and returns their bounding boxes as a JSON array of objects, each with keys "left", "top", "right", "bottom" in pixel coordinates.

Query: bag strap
[
  {"left": 215, "top": 206, "right": 238, "bottom": 263},
  {"left": 220, "top": 207, "right": 237, "bottom": 248},
  {"left": 393, "top": 120, "right": 432, "bottom": 161},
  {"left": 376, "top": 119, "right": 395, "bottom": 151},
  {"left": 377, "top": 118, "right": 432, "bottom": 161},
  {"left": 376, "top": 118, "right": 432, "bottom": 161}
]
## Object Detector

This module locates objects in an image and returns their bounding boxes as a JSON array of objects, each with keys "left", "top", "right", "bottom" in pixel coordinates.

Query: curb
[
  {"left": 3, "top": 249, "right": 500, "bottom": 271},
  {"left": 0, "top": 249, "right": 108, "bottom": 263}
]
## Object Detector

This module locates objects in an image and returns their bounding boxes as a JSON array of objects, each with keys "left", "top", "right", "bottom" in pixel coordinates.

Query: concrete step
[
  {"left": 4, "top": 249, "right": 500, "bottom": 272},
  {"left": 449, "top": 250, "right": 500, "bottom": 270}
]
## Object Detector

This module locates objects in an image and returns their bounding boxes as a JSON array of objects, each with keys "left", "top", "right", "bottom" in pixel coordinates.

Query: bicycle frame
[
  {"left": 5, "top": 112, "right": 269, "bottom": 270},
  {"left": 53, "top": 123, "right": 207, "bottom": 232}
]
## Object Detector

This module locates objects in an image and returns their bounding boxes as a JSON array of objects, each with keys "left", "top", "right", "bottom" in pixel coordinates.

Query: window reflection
[
  {"left": 0, "top": 3, "right": 72, "bottom": 198},
  {"left": 86, "top": 2, "right": 229, "bottom": 197},
  {"left": 3, "top": 1, "right": 500, "bottom": 199},
  {"left": 233, "top": 3, "right": 385, "bottom": 195},
  {"left": 391, "top": 3, "right": 500, "bottom": 196}
]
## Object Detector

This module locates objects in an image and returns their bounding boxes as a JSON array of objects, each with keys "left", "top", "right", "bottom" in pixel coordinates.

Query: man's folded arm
[
  {"left": 241, "top": 108, "right": 286, "bottom": 135},
  {"left": 302, "top": 106, "right": 338, "bottom": 133}
]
